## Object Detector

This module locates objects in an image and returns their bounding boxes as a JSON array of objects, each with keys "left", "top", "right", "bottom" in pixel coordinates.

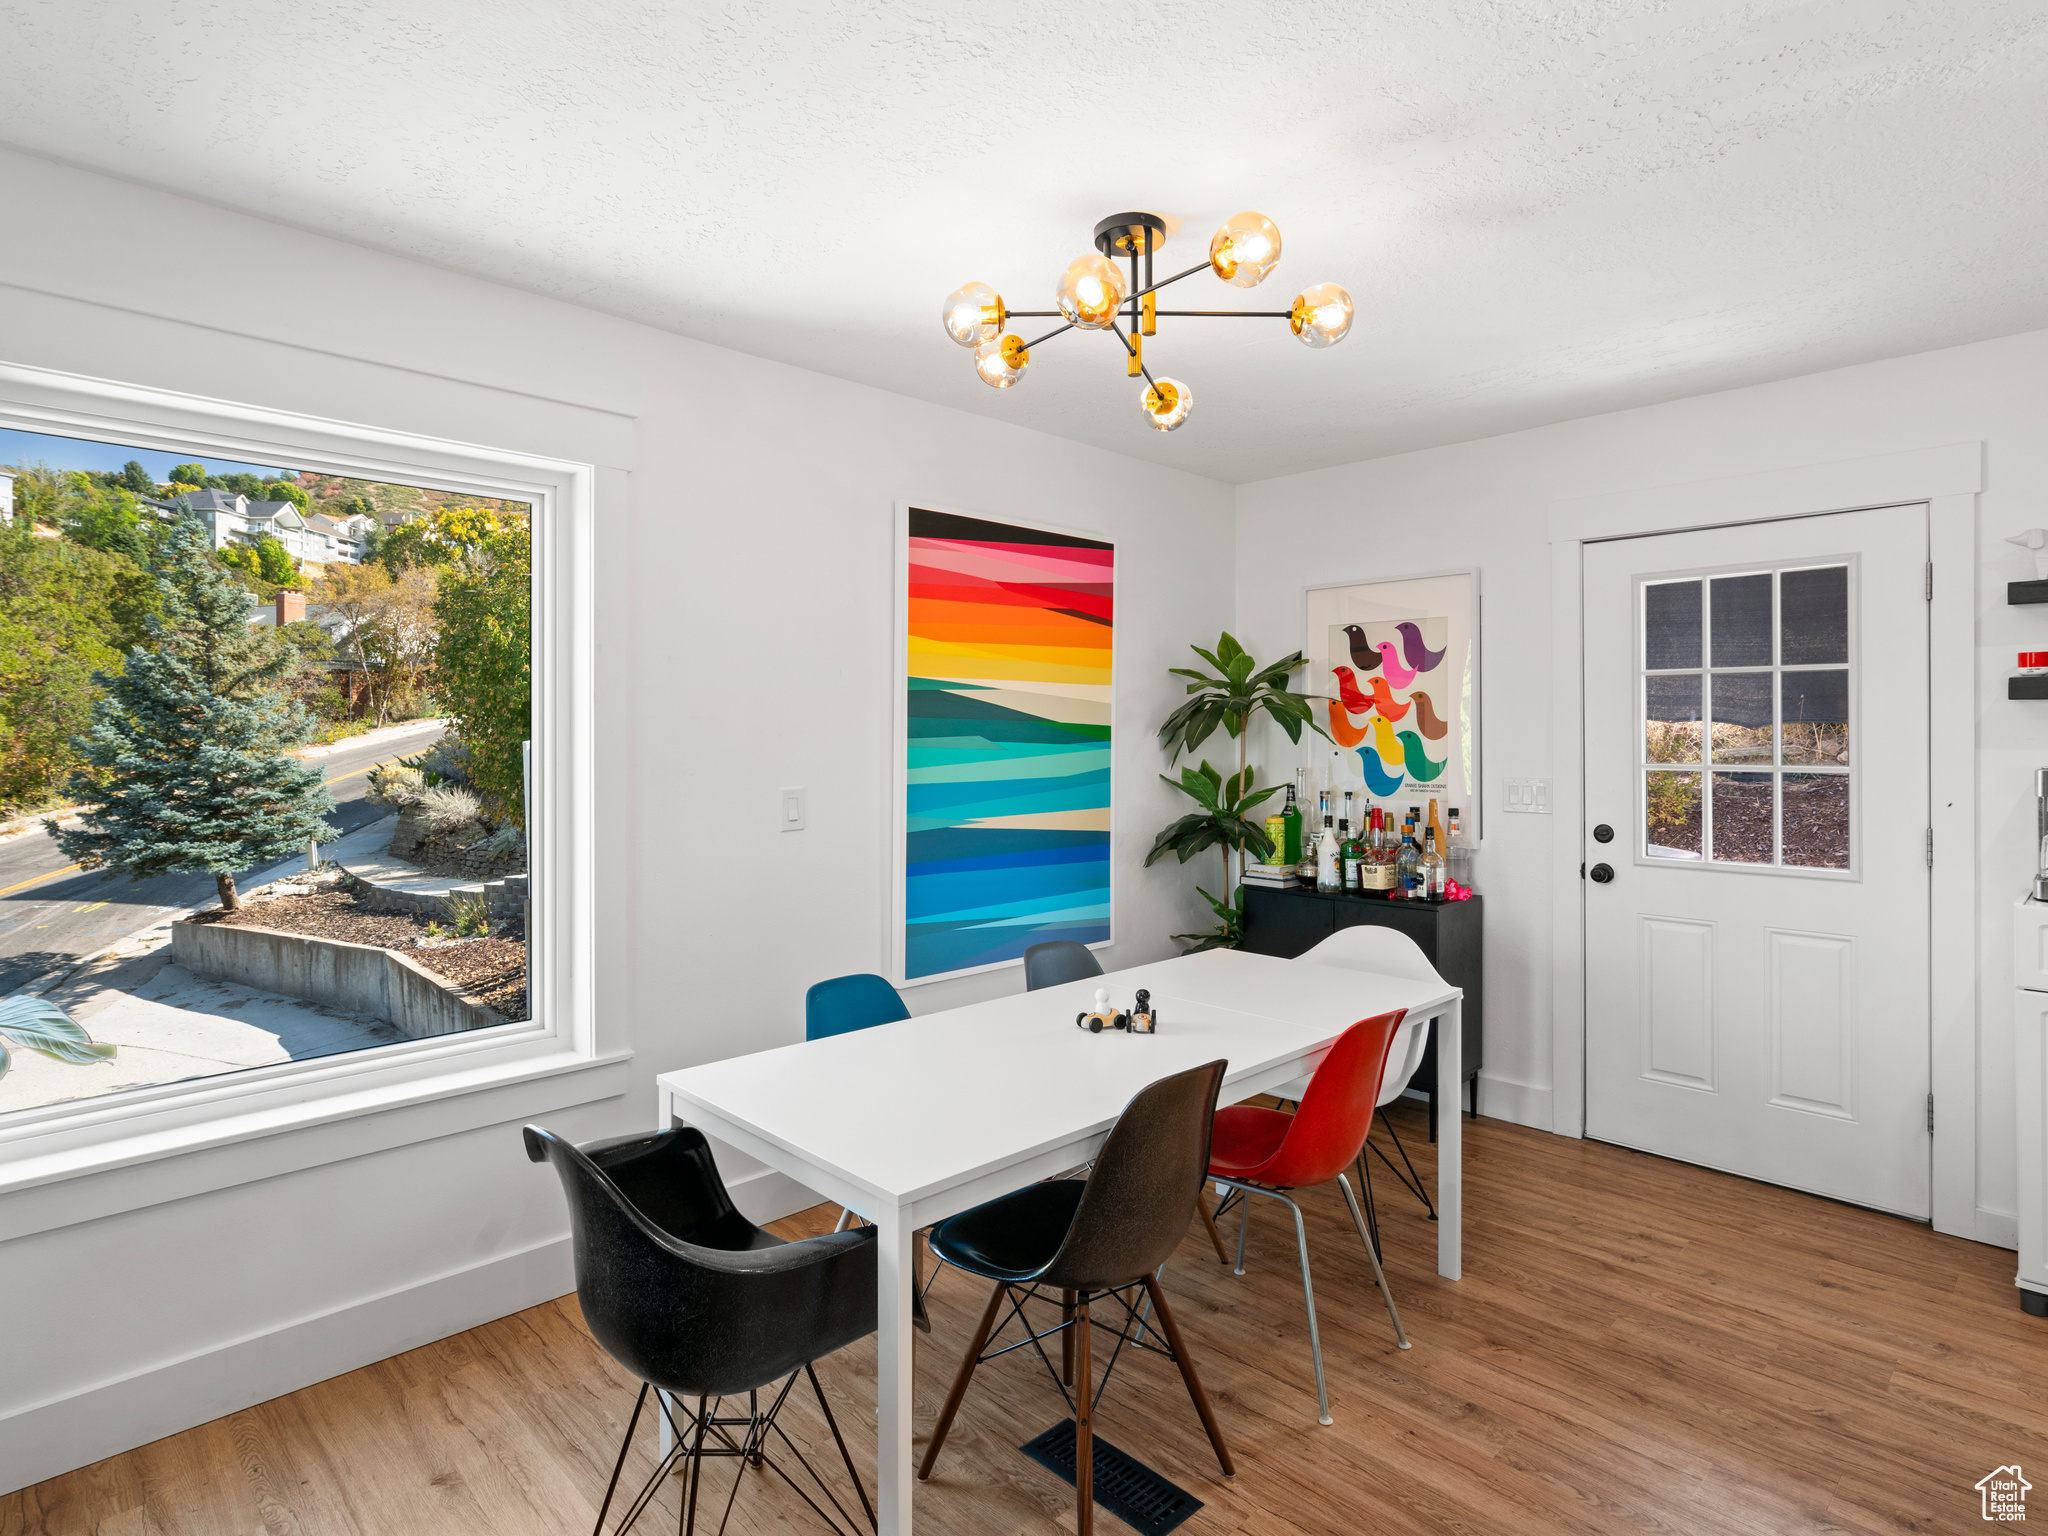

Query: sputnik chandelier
[{"left": 943, "top": 210, "right": 1352, "bottom": 432}]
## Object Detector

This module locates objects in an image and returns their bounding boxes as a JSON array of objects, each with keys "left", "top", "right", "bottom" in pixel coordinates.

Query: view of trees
[
  {"left": 0, "top": 524, "right": 157, "bottom": 811},
  {"left": 430, "top": 516, "right": 532, "bottom": 827},
  {"left": 1, "top": 443, "right": 532, "bottom": 825},
  {"left": 49, "top": 520, "right": 335, "bottom": 912}
]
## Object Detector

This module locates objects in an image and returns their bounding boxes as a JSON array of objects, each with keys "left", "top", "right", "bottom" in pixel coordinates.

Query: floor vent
[{"left": 1020, "top": 1419, "right": 1203, "bottom": 1535}]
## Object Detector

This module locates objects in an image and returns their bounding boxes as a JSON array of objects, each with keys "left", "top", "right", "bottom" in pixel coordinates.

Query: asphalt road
[{"left": 0, "top": 726, "right": 443, "bottom": 996}]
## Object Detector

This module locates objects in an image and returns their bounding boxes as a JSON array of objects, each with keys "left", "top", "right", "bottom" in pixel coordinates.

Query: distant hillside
[{"left": 290, "top": 471, "right": 529, "bottom": 524}]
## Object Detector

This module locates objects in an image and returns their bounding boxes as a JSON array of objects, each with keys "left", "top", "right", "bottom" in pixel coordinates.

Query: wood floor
[{"left": 7, "top": 1103, "right": 2042, "bottom": 1536}]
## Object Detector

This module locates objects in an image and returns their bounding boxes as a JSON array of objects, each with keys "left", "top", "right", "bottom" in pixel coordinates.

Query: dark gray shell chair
[
  {"left": 524, "top": 1124, "right": 878, "bottom": 1536},
  {"left": 1023, "top": 938, "right": 1104, "bottom": 991},
  {"left": 916, "top": 1060, "right": 1235, "bottom": 1536}
]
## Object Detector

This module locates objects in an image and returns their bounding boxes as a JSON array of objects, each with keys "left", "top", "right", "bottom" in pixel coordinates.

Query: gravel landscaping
[{"left": 199, "top": 885, "right": 528, "bottom": 1020}]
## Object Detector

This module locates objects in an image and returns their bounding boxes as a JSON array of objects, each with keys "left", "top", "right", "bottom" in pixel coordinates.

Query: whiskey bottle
[
  {"left": 1363, "top": 808, "right": 1397, "bottom": 894},
  {"left": 1340, "top": 792, "right": 1361, "bottom": 892}
]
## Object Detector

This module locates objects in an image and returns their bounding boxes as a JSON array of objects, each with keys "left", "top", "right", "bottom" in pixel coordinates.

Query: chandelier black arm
[
  {"left": 1017, "top": 321, "right": 1076, "bottom": 349},
  {"left": 1109, "top": 321, "right": 1160, "bottom": 394},
  {"left": 1152, "top": 310, "right": 1292, "bottom": 318}
]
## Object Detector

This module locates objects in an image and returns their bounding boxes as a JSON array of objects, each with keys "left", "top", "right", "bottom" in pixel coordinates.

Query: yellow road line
[
  {"left": 0, "top": 862, "right": 82, "bottom": 898},
  {"left": 325, "top": 757, "right": 400, "bottom": 787}
]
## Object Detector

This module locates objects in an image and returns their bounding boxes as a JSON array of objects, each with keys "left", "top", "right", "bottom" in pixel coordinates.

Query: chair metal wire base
[{"left": 593, "top": 1366, "right": 875, "bottom": 1536}]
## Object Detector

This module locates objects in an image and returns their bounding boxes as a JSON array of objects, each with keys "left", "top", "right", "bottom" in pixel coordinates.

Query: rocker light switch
[{"left": 781, "top": 787, "right": 806, "bottom": 831}]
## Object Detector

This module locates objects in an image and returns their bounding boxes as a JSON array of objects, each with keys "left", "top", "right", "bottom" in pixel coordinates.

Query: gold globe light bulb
[
  {"left": 1140, "top": 376, "right": 1193, "bottom": 431},
  {"left": 1208, "top": 211, "right": 1282, "bottom": 288},
  {"left": 1290, "top": 282, "right": 1354, "bottom": 348},
  {"left": 943, "top": 282, "right": 1005, "bottom": 347},
  {"left": 975, "top": 334, "right": 1029, "bottom": 388},
  {"left": 1055, "top": 254, "right": 1128, "bottom": 330}
]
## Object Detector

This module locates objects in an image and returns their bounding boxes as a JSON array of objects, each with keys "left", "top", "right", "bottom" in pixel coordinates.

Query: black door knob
[
  {"left": 1593, "top": 823, "right": 1614, "bottom": 843},
  {"left": 1589, "top": 863, "right": 1615, "bottom": 883}
]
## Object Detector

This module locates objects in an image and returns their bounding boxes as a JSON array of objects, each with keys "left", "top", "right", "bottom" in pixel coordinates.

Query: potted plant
[{"left": 1146, "top": 632, "right": 1328, "bottom": 950}]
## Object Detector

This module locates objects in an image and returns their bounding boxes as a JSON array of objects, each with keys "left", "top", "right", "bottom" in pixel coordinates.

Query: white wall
[
  {"left": 0, "top": 147, "right": 1233, "bottom": 1492},
  {"left": 1233, "top": 326, "right": 2048, "bottom": 1236}
]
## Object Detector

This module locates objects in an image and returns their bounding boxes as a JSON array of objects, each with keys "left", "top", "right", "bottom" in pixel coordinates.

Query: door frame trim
[{"left": 1546, "top": 441, "right": 1982, "bottom": 1240}]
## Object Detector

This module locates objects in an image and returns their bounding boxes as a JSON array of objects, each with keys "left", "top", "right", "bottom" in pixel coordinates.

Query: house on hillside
[
  {"left": 304, "top": 510, "right": 373, "bottom": 566},
  {"left": 173, "top": 488, "right": 364, "bottom": 564},
  {"left": 0, "top": 469, "right": 12, "bottom": 519}
]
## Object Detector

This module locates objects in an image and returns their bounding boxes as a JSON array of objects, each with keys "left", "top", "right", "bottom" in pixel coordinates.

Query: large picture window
[{"left": 0, "top": 413, "right": 546, "bottom": 1122}]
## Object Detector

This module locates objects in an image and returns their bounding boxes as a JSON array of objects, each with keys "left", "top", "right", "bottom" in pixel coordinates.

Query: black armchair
[{"left": 525, "top": 1124, "right": 877, "bottom": 1536}]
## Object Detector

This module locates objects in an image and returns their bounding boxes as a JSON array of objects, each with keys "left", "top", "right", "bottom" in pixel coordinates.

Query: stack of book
[{"left": 1242, "top": 861, "right": 1300, "bottom": 890}]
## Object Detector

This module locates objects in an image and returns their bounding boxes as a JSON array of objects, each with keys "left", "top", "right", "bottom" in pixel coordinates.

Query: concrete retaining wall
[{"left": 170, "top": 921, "right": 505, "bottom": 1039}]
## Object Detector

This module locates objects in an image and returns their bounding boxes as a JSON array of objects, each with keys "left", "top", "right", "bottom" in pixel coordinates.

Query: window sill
[{"left": 0, "top": 1047, "right": 632, "bottom": 1244}]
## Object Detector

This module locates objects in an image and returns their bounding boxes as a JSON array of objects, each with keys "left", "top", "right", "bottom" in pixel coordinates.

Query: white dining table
[{"left": 653, "top": 945, "right": 1463, "bottom": 1536}]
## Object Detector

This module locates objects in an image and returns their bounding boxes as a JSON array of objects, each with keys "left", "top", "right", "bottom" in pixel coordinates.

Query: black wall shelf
[
  {"left": 2010, "top": 580, "right": 2048, "bottom": 605},
  {"left": 2011, "top": 675, "right": 2048, "bottom": 700}
]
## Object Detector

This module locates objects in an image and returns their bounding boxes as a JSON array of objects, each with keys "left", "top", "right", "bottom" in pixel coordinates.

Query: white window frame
[{"left": 0, "top": 361, "right": 613, "bottom": 1225}]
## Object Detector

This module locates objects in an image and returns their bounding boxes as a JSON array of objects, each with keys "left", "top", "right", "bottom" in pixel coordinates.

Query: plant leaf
[{"left": 0, "top": 996, "right": 118, "bottom": 1070}]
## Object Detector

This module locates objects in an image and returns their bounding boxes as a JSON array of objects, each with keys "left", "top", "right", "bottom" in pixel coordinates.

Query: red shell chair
[{"left": 1208, "top": 1009, "right": 1411, "bottom": 1424}]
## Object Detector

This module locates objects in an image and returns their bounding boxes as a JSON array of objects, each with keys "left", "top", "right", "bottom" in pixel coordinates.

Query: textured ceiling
[{"left": 3, "top": 2, "right": 2046, "bottom": 482}]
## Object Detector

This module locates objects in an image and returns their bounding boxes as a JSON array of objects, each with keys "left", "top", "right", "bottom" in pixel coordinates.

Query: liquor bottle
[
  {"left": 1364, "top": 807, "right": 1398, "bottom": 894},
  {"left": 1316, "top": 820, "right": 1342, "bottom": 893},
  {"left": 1447, "top": 806, "right": 1475, "bottom": 891},
  {"left": 1396, "top": 825, "right": 1420, "bottom": 899},
  {"left": 1422, "top": 826, "right": 1447, "bottom": 901},
  {"left": 1281, "top": 783, "right": 1303, "bottom": 867},
  {"left": 1427, "top": 798, "right": 1446, "bottom": 862},
  {"left": 1340, "top": 792, "right": 1361, "bottom": 892},
  {"left": 1297, "top": 784, "right": 1322, "bottom": 885}
]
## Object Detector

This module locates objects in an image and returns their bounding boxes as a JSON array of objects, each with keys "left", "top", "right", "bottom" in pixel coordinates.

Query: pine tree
[{"left": 48, "top": 518, "right": 335, "bottom": 910}]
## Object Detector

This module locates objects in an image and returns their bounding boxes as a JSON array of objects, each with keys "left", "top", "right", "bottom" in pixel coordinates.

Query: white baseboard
[
  {"left": 0, "top": 1234, "right": 574, "bottom": 1497},
  {"left": 1975, "top": 1205, "right": 2020, "bottom": 1252},
  {"left": 1476, "top": 1071, "right": 1554, "bottom": 1131}
]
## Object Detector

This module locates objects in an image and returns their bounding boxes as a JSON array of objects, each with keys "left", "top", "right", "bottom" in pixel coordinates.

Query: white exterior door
[{"left": 1582, "top": 504, "right": 1931, "bottom": 1218}]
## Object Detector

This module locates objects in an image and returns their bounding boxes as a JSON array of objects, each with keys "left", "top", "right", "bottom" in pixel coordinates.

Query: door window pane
[
  {"left": 1780, "top": 670, "right": 1849, "bottom": 766},
  {"left": 1710, "top": 773, "right": 1773, "bottom": 864},
  {"left": 1710, "top": 573, "right": 1773, "bottom": 667},
  {"left": 1781, "top": 774, "right": 1850, "bottom": 868},
  {"left": 1645, "top": 674, "right": 1702, "bottom": 763},
  {"left": 1644, "top": 580, "right": 1702, "bottom": 669},
  {"left": 1645, "top": 770, "right": 1701, "bottom": 858},
  {"left": 1710, "top": 673, "right": 1773, "bottom": 764},
  {"left": 1780, "top": 565, "right": 1848, "bottom": 664}
]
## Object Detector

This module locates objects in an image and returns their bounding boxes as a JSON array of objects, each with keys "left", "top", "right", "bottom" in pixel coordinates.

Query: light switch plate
[
  {"left": 781, "top": 787, "right": 806, "bottom": 831},
  {"left": 1502, "top": 778, "right": 1552, "bottom": 814}
]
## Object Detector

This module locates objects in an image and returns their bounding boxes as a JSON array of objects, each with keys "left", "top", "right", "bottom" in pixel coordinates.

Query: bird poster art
[
  {"left": 893, "top": 505, "right": 1113, "bottom": 984},
  {"left": 1305, "top": 572, "right": 1478, "bottom": 826}
]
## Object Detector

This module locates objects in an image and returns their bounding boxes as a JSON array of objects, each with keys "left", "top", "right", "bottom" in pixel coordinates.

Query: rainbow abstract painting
[{"left": 895, "top": 507, "right": 1113, "bottom": 982}]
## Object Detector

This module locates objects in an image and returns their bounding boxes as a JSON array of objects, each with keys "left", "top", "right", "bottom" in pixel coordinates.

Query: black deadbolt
[
  {"left": 1589, "top": 863, "right": 1615, "bottom": 883},
  {"left": 1593, "top": 823, "right": 1614, "bottom": 843}
]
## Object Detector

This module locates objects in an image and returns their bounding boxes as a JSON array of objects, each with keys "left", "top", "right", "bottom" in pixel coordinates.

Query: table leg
[
  {"left": 1436, "top": 1002, "right": 1462, "bottom": 1280},
  {"left": 875, "top": 1203, "right": 916, "bottom": 1535}
]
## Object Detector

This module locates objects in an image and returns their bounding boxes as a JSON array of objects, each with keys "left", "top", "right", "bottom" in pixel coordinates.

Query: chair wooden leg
[
  {"left": 1074, "top": 1292, "right": 1093, "bottom": 1536},
  {"left": 1197, "top": 1190, "right": 1231, "bottom": 1264},
  {"left": 1061, "top": 1289, "right": 1075, "bottom": 1385},
  {"left": 1141, "top": 1274, "right": 1235, "bottom": 1478},
  {"left": 918, "top": 1277, "right": 1008, "bottom": 1481}
]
